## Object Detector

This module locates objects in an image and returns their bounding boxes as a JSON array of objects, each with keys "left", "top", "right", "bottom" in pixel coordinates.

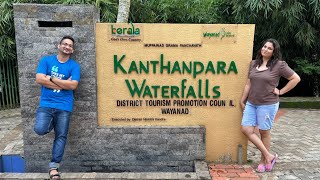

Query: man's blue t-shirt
[{"left": 36, "top": 55, "right": 80, "bottom": 112}]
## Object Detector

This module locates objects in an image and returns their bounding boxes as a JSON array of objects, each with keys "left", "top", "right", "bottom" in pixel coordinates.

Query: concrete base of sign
[{"left": 25, "top": 126, "right": 205, "bottom": 172}]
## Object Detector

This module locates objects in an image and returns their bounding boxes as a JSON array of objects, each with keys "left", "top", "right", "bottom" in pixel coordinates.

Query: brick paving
[
  {"left": 1, "top": 108, "right": 320, "bottom": 179},
  {"left": 209, "top": 164, "right": 259, "bottom": 180}
]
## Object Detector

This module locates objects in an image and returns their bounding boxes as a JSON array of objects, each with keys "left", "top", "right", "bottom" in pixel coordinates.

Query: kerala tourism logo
[
  {"left": 203, "top": 28, "right": 235, "bottom": 40},
  {"left": 111, "top": 22, "right": 140, "bottom": 37}
]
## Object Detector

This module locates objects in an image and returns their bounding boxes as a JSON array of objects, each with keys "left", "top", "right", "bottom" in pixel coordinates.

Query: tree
[
  {"left": 230, "top": 0, "right": 320, "bottom": 96},
  {"left": 117, "top": 0, "right": 130, "bottom": 23},
  {"left": 0, "top": 0, "right": 16, "bottom": 63},
  {"left": 0, "top": 0, "right": 118, "bottom": 63},
  {"left": 51, "top": 0, "right": 118, "bottom": 22},
  {"left": 129, "top": 0, "right": 230, "bottom": 23}
]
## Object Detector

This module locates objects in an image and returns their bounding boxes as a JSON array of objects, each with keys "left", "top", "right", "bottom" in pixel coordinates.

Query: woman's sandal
[
  {"left": 49, "top": 168, "right": 61, "bottom": 179},
  {"left": 265, "top": 154, "right": 278, "bottom": 172},
  {"left": 256, "top": 164, "right": 266, "bottom": 173}
]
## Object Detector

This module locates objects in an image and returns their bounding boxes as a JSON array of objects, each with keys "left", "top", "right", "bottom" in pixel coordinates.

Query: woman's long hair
[{"left": 255, "top": 38, "right": 282, "bottom": 71}]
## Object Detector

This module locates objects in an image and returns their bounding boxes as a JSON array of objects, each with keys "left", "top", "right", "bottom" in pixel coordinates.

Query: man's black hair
[{"left": 60, "top": 36, "right": 75, "bottom": 44}]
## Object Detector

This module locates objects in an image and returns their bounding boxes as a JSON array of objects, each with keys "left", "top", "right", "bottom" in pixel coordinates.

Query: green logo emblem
[
  {"left": 111, "top": 22, "right": 140, "bottom": 36},
  {"left": 203, "top": 28, "right": 235, "bottom": 39}
]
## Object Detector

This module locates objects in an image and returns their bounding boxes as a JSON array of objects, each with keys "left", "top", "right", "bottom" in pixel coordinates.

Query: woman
[{"left": 240, "top": 38, "right": 300, "bottom": 173}]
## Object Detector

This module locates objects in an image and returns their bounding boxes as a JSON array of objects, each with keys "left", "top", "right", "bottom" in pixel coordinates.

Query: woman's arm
[
  {"left": 240, "top": 79, "right": 251, "bottom": 109},
  {"left": 274, "top": 73, "right": 301, "bottom": 95}
]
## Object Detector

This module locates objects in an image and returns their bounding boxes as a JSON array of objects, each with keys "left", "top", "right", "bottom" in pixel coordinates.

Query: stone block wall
[{"left": 14, "top": 4, "right": 205, "bottom": 173}]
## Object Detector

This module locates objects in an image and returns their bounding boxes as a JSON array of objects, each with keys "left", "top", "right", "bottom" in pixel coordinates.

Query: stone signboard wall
[
  {"left": 96, "top": 23, "right": 254, "bottom": 162},
  {"left": 14, "top": 4, "right": 205, "bottom": 172}
]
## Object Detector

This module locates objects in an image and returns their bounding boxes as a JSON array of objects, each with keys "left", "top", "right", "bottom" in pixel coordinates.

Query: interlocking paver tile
[
  {"left": 237, "top": 172, "right": 259, "bottom": 178},
  {"left": 248, "top": 109, "right": 320, "bottom": 180},
  {"left": 212, "top": 177, "right": 229, "bottom": 180},
  {"left": 232, "top": 178, "right": 259, "bottom": 180},
  {"left": 211, "top": 164, "right": 236, "bottom": 169},
  {"left": 208, "top": 109, "right": 320, "bottom": 180},
  {"left": 227, "top": 169, "right": 246, "bottom": 173},
  {"left": 243, "top": 167, "right": 255, "bottom": 173},
  {"left": 208, "top": 164, "right": 259, "bottom": 180}
]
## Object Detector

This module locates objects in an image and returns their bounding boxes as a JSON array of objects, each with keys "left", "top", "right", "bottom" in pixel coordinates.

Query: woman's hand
[
  {"left": 273, "top": 88, "right": 281, "bottom": 96},
  {"left": 240, "top": 102, "right": 246, "bottom": 110},
  {"left": 240, "top": 79, "right": 251, "bottom": 111}
]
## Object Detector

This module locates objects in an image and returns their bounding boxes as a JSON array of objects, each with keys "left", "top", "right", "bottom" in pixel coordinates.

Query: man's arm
[
  {"left": 36, "top": 73, "right": 62, "bottom": 90},
  {"left": 50, "top": 76, "right": 79, "bottom": 90}
]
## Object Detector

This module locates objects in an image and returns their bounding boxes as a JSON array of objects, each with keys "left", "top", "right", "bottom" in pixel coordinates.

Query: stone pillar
[{"left": 14, "top": 4, "right": 99, "bottom": 172}]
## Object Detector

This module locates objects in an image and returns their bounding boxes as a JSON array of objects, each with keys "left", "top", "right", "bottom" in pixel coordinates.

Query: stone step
[{"left": 0, "top": 172, "right": 211, "bottom": 179}]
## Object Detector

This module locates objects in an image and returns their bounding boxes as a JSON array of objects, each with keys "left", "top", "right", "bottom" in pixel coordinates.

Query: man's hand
[
  {"left": 50, "top": 76, "right": 78, "bottom": 90},
  {"left": 36, "top": 74, "right": 62, "bottom": 90}
]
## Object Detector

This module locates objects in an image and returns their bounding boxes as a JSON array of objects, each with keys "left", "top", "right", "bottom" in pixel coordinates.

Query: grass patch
[
  {"left": 247, "top": 159, "right": 253, "bottom": 164},
  {"left": 280, "top": 97, "right": 320, "bottom": 109}
]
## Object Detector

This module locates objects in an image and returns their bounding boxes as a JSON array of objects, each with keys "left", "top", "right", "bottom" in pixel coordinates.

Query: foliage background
[{"left": 1, "top": 0, "right": 319, "bottom": 96}]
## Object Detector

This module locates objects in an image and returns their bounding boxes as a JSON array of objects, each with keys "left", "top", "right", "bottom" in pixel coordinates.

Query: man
[{"left": 34, "top": 36, "right": 80, "bottom": 179}]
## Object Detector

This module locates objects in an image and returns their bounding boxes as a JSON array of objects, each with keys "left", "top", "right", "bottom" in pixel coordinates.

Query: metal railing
[{"left": 0, "top": 60, "right": 20, "bottom": 110}]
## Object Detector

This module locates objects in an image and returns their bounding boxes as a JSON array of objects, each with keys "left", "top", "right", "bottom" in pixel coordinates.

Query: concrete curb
[{"left": 0, "top": 161, "right": 211, "bottom": 180}]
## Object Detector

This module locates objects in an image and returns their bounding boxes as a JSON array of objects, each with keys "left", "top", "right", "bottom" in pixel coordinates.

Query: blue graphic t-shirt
[{"left": 36, "top": 55, "right": 80, "bottom": 112}]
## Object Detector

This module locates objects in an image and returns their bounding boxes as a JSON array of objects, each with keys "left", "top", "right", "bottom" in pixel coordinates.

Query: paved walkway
[
  {"left": 1, "top": 108, "right": 320, "bottom": 179},
  {"left": 209, "top": 109, "right": 320, "bottom": 180},
  {"left": 249, "top": 109, "right": 320, "bottom": 180},
  {"left": 0, "top": 108, "right": 23, "bottom": 155}
]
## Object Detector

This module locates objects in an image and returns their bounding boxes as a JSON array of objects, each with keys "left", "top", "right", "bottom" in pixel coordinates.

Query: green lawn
[{"left": 280, "top": 97, "right": 320, "bottom": 109}]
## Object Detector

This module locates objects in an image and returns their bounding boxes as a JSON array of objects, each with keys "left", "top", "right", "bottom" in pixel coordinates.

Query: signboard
[{"left": 96, "top": 23, "right": 255, "bottom": 161}]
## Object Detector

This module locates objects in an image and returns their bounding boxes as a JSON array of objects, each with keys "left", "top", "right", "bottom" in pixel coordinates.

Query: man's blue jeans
[{"left": 34, "top": 107, "right": 71, "bottom": 169}]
